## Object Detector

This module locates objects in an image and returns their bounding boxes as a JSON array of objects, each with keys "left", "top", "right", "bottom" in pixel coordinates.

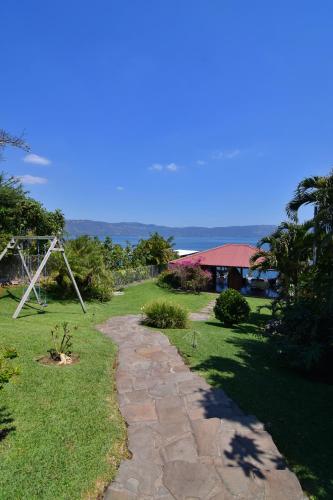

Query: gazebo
[{"left": 170, "top": 243, "right": 260, "bottom": 292}]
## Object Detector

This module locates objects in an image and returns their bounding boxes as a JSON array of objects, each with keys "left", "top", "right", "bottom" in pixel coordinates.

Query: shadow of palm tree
[{"left": 190, "top": 333, "right": 331, "bottom": 498}]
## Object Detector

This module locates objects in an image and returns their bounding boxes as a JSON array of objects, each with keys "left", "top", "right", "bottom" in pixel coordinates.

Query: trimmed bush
[
  {"left": 142, "top": 300, "right": 188, "bottom": 329},
  {"left": 214, "top": 289, "right": 250, "bottom": 326}
]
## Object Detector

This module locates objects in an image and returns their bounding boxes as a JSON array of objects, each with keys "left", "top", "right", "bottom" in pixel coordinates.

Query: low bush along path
[{"left": 98, "top": 314, "right": 305, "bottom": 500}]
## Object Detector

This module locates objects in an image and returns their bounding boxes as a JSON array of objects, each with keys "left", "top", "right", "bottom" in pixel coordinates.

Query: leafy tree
[
  {"left": 0, "top": 172, "right": 65, "bottom": 250},
  {"left": 132, "top": 232, "right": 176, "bottom": 267},
  {"left": 0, "top": 129, "right": 64, "bottom": 245},
  {"left": 103, "top": 237, "right": 134, "bottom": 269}
]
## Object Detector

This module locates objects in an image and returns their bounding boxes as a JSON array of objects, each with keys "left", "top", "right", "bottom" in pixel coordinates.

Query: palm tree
[
  {"left": 287, "top": 170, "right": 333, "bottom": 236},
  {"left": 250, "top": 221, "right": 312, "bottom": 300}
]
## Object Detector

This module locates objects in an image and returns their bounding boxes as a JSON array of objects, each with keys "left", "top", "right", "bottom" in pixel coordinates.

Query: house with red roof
[{"left": 169, "top": 243, "right": 271, "bottom": 293}]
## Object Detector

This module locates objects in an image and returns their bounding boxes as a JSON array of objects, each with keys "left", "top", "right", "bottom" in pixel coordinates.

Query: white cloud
[
  {"left": 196, "top": 160, "right": 206, "bottom": 165},
  {"left": 17, "top": 175, "right": 48, "bottom": 185},
  {"left": 166, "top": 163, "right": 178, "bottom": 172},
  {"left": 212, "top": 149, "right": 240, "bottom": 160},
  {"left": 116, "top": 186, "right": 124, "bottom": 191},
  {"left": 148, "top": 162, "right": 179, "bottom": 172},
  {"left": 149, "top": 163, "right": 163, "bottom": 171},
  {"left": 24, "top": 153, "right": 51, "bottom": 166}
]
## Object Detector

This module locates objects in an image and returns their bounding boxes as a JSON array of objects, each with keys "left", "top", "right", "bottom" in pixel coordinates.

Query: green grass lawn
[
  {"left": 2, "top": 281, "right": 332, "bottom": 499},
  {"left": 164, "top": 297, "right": 333, "bottom": 500},
  {"left": 0, "top": 281, "right": 213, "bottom": 499}
]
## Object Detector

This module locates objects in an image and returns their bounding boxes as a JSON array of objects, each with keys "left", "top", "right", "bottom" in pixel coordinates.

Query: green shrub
[
  {"left": 269, "top": 299, "right": 333, "bottom": 375},
  {"left": 142, "top": 300, "right": 188, "bottom": 328},
  {"left": 0, "top": 346, "right": 18, "bottom": 389},
  {"left": 157, "top": 270, "right": 181, "bottom": 289},
  {"left": 49, "top": 236, "right": 114, "bottom": 301},
  {"left": 214, "top": 289, "right": 250, "bottom": 326},
  {"left": 157, "top": 264, "right": 212, "bottom": 293}
]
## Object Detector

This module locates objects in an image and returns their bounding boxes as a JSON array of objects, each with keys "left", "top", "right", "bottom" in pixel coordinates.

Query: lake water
[{"left": 111, "top": 235, "right": 259, "bottom": 251}]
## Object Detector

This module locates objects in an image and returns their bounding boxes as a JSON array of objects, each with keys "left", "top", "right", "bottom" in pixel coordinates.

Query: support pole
[
  {"left": 17, "top": 245, "right": 41, "bottom": 304},
  {"left": 12, "top": 237, "right": 58, "bottom": 319},
  {"left": 61, "top": 249, "right": 87, "bottom": 313},
  {"left": 0, "top": 238, "right": 16, "bottom": 263}
]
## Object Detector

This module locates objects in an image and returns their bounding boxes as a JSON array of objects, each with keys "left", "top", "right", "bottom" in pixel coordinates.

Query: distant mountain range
[{"left": 65, "top": 220, "right": 276, "bottom": 240}]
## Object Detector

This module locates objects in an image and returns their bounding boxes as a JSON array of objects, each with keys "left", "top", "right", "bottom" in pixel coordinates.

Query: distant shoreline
[{"left": 65, "top": 220, "right": 275, "bottom": 245}]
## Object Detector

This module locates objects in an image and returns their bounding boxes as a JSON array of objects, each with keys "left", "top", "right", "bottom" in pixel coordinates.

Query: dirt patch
[{"left": 37, "top": 355, "right": 80, "bottom": 366}]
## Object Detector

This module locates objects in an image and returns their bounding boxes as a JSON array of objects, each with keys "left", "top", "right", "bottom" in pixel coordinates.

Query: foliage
[
  {"left": 112, "top": 265, "right": 156, "bottom": 289},
  {"left": 142, "top": 300, "right": 188, "bottom": 328},
  {"left": 132, "top": 232, "right": 176, "bottom": 267},
  {"left": 0, "top": 345, "right": 18, "bottom": 389},
  {"left": 250, "top": 221, "right": 312, "bottom": 300},
  {"left": 48, "top": 322, "right": 77, "bottom": 361},
  {"left": 252, "top": 169, "right": 333, "bottom": 374},
  {"left": 158, "top": 263, "right": 212, "bottom": 292},
  {"left": 103, "top": 236, "right": 133, "bottom": 269},
  {"left": 50, "top": 236, "right": 114, "bottom": 301},
  {"left": 268, "top": 299, "right": 333, "bottom": 374},
  {"left": 48, "top": 233, "right": 176, "bottom": 301},
  {"left": 0, "top": 172, "right": 64, "bottom": 250},
  {"left": 214, "top": 289, "right": 250, "bottom": 326},
  {"left": 157, "top": 269, "right": 181, "bottom": 289}
]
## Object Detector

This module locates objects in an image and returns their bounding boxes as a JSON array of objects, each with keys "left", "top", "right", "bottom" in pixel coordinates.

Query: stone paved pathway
[
  {"left": 98, "top": 315, "right": 305, "bottom": 500},
  {"left": 189, "top": 300, "right": 215, "bottom": 322}
]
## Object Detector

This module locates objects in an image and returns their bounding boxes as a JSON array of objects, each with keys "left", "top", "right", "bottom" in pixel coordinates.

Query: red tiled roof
[{"left": 170, "top": 244, "right": 259, "bottom": 268}]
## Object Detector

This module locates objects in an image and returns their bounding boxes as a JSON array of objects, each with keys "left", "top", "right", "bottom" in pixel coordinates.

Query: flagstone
[{"left": 98, "top": 315, "right": 304, "bottom": 499}]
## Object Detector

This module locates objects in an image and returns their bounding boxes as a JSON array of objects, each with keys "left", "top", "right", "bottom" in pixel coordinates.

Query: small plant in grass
[
  {"left": 0, "top": 346, "right": 19, "bottom": 389},
  {"left": 142, "top": 300, "right": 188, "bottom": 329},
  {"left": 186, "top": 330, "right": 199, "bottom": 349},
  {"left": 214, "top": 289, "right": 250, "bottom": 327},
  {"left": 48, "top": 322, "right": 77, "bottom": 364}
]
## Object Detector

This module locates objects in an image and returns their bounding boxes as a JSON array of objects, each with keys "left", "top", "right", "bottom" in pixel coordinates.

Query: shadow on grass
[
  {"left": 192, "top": 335, "right": 332, "bottom": 499},
  {"left": 0, "top": 288, "right": 88, "bottom": 318},
  {"left": 0, "top": 406, "right": 15, "bottom": 442},
  {"left": 205, "top": 311, "right": 269, "bottom": 336},
  {"left": 0, "top": 289, "right": 40, "bottom": 309}
]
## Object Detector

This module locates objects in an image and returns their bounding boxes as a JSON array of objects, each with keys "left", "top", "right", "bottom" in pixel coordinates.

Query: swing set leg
[
  {"left": 17, "top": 246, "right": 41, "bottom": 304},
  {"left": 12, "top": 238, "right": 58, "bottom": 319}
]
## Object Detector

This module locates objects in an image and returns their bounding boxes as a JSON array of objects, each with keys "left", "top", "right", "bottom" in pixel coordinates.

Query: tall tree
[
  {"left": 250, "top": 221, "right": 312, "bottom": 299},
  {"left": 287, "top": 170, "right": 333, "bottom": 309},
  {"left": 287, "top": 170, "right": 333, "bottom": 232},
  {"left": 132, "top": 232, "right": 176, "bottom": 267}
]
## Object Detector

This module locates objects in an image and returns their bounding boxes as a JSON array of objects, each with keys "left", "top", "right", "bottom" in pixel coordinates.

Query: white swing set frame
[{"left": 0, "top": 235, "right": 87, "bottom": 319}]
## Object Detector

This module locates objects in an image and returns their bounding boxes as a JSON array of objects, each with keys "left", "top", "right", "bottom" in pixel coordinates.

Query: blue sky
[{"left": 1, "top": 1, "right": 333, "bottom": 226}]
